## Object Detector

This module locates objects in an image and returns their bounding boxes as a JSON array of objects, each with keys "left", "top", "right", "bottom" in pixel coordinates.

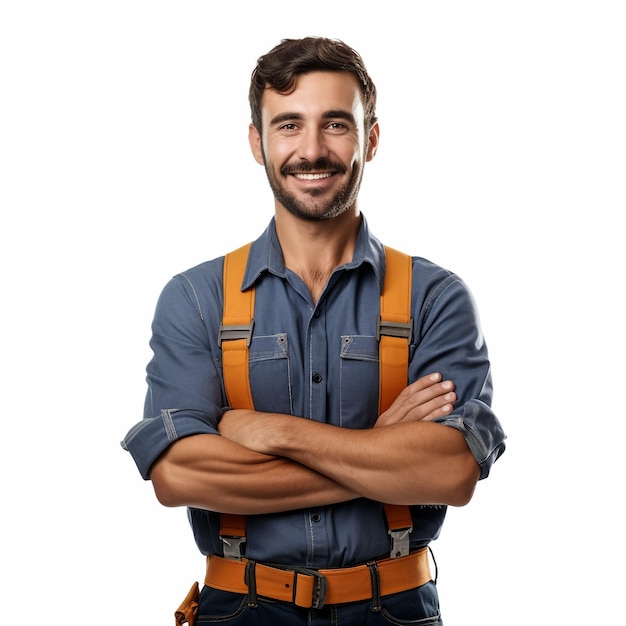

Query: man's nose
[{"left": 296, "top": 128, "right": 329, "bottom": 162}]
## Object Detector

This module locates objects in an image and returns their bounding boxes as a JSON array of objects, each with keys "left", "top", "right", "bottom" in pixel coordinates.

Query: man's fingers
[
  {"left": 409, "top": 372, "right": 443, "bottom": 391},
  {"left": 407, "top": 390, "right": 456, "bottom": 420},
  {"left": 375, "top": 374, "right": 457, "bottom": 427},
  {"left": 405, "top": 377, "right": 455, "bottom": 408},
  {"left": 417, "top": 396, "right": 456, "bottom": 422}
]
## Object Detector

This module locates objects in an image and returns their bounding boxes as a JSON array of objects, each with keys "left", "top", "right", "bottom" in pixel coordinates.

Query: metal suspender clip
[
  {"left": 376, "top": 317, "right": 413, "bottom": 343},
  {"left": 220, "top": 534, "right": 247, "bottom": 560},
  {"left": 388, "top": 525, "right": 413, "bottom": 559},
  {"left": 218, "top": 321, "right": 255, "bottom": 347}
]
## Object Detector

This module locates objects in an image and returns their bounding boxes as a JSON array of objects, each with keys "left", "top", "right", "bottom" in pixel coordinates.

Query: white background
[{"left": 1, "top": 1, "right": 624, "bottom": 624}]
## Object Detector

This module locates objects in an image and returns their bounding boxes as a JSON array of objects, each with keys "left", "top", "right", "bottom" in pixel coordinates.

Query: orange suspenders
[
  {"left": 219, "top": 243, "right": 255, "bottom": 412},
  {"left": 218, "top": 244, "right": 414, "bottom": 560}
]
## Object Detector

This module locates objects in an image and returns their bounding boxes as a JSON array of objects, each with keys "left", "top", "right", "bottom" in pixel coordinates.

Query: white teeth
[{"left": 294, "top": 173, "right": 332, "bottom": 180}]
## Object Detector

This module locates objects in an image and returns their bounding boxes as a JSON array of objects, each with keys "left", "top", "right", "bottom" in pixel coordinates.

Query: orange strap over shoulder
[
  {"left": 377, "top": 246, "right": 413, "bottom": 415},
  {"left": 218, "top": 243, "right": 255, "bottom": 410},
  {"left": 219, "top": 244, "right": 414, "bottom": 559}
]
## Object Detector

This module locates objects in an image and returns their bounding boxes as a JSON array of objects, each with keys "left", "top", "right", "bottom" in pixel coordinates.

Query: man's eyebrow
[
  {"left": 269, "top": 112, "right": 304, "bottom": 126},
  {"left": 269, "top": 110, "right": 357, "bottom": 126},
  {"left": 323, "top": 110, "right": 357, "bottom": 125}
]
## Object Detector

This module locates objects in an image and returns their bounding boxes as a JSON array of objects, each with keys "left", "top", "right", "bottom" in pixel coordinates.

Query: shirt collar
[{"left": 241, "top": 215, "right": 386, "bottom": 292}]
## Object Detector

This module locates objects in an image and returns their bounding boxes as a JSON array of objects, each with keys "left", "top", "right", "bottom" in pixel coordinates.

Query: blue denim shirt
[{"left": 122, "top": 216, "right": 506, "bottom": 568}]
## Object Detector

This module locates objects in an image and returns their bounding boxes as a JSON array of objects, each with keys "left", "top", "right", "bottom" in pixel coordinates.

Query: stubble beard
[{"left": 264, "top": 157, "right": 364, "bottom": 222}]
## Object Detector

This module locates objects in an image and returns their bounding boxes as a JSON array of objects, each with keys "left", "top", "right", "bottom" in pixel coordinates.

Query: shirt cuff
[
  {"left": 121, "top": 409, "right": 220, "bottom": 480},
  {"left": 437, "top": 399, "right": 506, "bottom": 480}
]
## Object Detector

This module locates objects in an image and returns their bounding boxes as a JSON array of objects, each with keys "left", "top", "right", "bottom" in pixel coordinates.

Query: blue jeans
[{"left": 195, "top": 581, "right": 443, "bottom": 625}]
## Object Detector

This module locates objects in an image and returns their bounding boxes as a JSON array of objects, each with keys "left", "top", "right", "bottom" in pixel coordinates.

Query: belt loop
[
  {"left": 367, "top": 561, "right": 382, "bottom": 612},
  {"left": 244, "top": 560, "right": 258, "bottom": 608}
]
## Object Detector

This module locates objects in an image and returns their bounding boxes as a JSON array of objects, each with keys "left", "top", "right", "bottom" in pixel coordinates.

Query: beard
[{"left": 263, "top": 156, "right": 364, "bottom": 222}]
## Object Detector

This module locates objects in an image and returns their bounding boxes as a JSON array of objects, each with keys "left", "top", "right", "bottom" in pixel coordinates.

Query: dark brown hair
[{"left": 249, "top": 37, "right": 378, "bottom": 133}]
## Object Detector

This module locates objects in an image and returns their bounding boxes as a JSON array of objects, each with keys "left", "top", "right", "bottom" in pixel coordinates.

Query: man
[{"left": 122, "top": 37, "right": 506, "bottom": 625}]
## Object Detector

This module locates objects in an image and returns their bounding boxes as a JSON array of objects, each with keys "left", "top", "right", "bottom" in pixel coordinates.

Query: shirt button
[
  {"left": 311, "top": 513, "right": 321, "bottom": 522},
  {"left": 312, "top": 373, "right": 322, "bottom": 384}
]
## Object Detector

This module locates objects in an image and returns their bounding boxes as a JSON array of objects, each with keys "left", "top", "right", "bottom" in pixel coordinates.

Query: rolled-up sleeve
[
  {"left": 410, "top": 266, "right": 506, "bottom": 479},
  {"left": 437, "top": 401, "right": 505, "bottom": 479},
  {"left": 121, "top": 268, "right": 226, "bottom": 479}
]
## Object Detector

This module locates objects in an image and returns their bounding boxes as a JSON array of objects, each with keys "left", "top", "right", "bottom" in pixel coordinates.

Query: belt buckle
[{"left": 294, "top": 568, "right": 328, "bottom": 609}]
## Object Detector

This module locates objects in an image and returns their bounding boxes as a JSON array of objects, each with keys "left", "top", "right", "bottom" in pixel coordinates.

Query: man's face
[{"left": 249, "top": 71, "right": 378, "bottom": 221}]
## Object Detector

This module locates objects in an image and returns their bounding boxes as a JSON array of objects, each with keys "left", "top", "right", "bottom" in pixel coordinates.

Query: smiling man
[
  {"left": 253, "top": 71, "right": 374, "bottom": 225},
  {"left": 121, "top": 37, "right": 506, "bottom": 625}
]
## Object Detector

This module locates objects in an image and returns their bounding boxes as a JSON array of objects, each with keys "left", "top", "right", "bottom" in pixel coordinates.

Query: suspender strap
[
  {"left": 219, "top": 243, "right": 254, "bottom": 559},
  {"left": 378, "top": 247, "right": 414, "bottom": 557},
  {"left": 377, "top": 246, "right": 413, "bottom": 415},
  {"left": 219, "top": 244, "right": 414, "bottom": 560},
  {"left": 219, "top": 243, "right": 255, "bottom": 412}
]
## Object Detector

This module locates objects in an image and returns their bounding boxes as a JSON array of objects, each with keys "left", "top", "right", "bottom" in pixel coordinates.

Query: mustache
[{"left": 281, "top": 158, "right": 347, "bottom": 176}]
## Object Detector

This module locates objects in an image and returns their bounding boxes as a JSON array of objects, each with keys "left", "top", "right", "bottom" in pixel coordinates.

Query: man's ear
[
  {"left": 248, "top": 124, "right": 265, "bottom": 165},
  {"left": 365, "top": 122, "right": 380, "bottom": 162}
]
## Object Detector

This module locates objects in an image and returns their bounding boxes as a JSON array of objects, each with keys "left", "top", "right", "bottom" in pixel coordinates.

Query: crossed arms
[{"left": 150, "top": 372, "right": 480, "bottom": 515}]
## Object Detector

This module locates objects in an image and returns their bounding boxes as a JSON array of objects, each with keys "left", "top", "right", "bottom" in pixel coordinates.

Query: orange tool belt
[{"left": 204, "top": 548, "right": 431, "bottom": 609}]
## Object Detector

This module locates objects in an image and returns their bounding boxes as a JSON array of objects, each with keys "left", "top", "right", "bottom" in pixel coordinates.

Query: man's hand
[
  {"left": 374, "top": 372, "right": 456, "bottom": 428},
  {"left": 218, "top": 372, "right": 456, "bottom": 453}
]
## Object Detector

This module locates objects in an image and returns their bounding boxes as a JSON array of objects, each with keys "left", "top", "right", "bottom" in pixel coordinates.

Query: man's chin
[{"left": 285, "top": 201, "right": 350, "bottom": 222}]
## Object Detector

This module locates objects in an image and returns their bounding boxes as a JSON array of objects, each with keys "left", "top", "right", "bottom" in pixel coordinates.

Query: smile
[{"left": 293, "top": 172, "right": 333, "bottom": 180}]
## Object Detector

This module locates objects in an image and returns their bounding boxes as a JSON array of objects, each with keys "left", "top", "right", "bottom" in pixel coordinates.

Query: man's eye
[
  {"left": 280, "top": 123, "right": 298, "bottom": 131},
  {"left": 328, "top": 122, "right": 347, "bottom": 130}
]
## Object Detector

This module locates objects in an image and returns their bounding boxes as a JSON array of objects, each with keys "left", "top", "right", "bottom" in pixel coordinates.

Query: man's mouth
[{"left": 293, "top": 172, "right": 333, "bottom": 181}]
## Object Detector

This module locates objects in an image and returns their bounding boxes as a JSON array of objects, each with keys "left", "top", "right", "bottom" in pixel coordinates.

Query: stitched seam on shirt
[
  {"left": 423, "top": 273, "right": 458, "bottom": 316},
  {"left": 178, "top": 272, "right": 204, "bottom": 322},
  {"left": 339, "top": 348, "right": 344, "bottom": 428},
  {"left": 286, "top": 352, "right": 294, "bottom": 415},
  {"left": 121, "top": 418, "right": 150, "bottom": 445},
  {"left": 308, "top": 331, "right": 314, "bottom": 420},
  {"left": 161, "top": 409, "right": 178, "bottom": 442},
  {"left": 306, "top": 510, "right": 315, "bottom": 565}
]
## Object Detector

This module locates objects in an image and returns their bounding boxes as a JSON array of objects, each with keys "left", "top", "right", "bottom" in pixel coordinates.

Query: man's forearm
[
  {"left": 281, "top": 419, "right": 479, "bottom": 506},
  {"left": 220, "top": 411, "right": 480, "bottom": 507},
  {"left": 149, "top": 433, "right": 358, "bottom": 515}
]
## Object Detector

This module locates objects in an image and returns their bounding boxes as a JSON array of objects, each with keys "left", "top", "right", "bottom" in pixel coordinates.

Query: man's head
[
  {"left": 249, "top": 37, "right": 377, "bottom": 135},
  {"left": 248, "top": 38, "right": 379, "bottom": 222}
]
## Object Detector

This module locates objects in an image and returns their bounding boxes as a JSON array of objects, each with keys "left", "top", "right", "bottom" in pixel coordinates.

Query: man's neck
[{"left": 275, "top": 207, "right": 361, "bottom": 303}]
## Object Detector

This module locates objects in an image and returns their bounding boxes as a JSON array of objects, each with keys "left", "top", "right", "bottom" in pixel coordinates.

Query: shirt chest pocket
[
  {"left": 339, "top": 335, "right": 379, "bottom": 428},
  {"left": 248, "top": 333, "right": 292, "bottom": 414}
]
